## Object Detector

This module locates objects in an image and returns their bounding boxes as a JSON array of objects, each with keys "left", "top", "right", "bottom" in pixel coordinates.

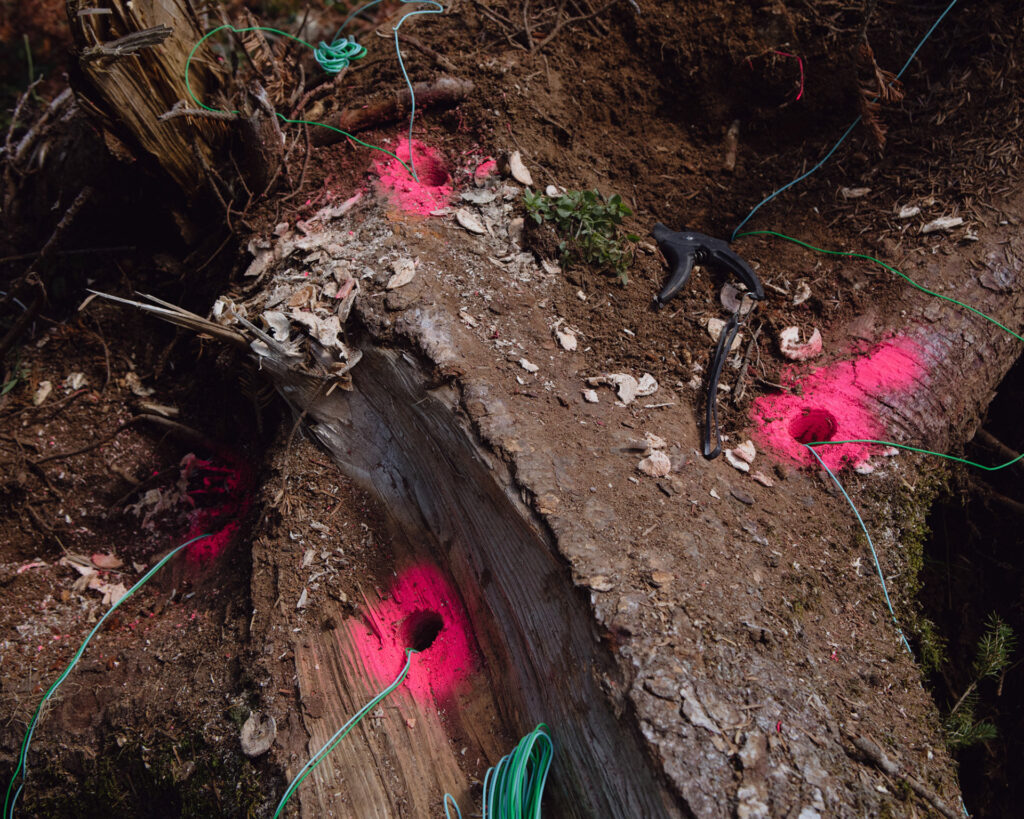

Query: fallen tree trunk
[{"left": 55, "top": 0, "right": 1024, "bottom": 816}]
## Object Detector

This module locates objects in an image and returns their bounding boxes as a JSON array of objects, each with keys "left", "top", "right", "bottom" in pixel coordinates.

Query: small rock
[
  {"left": 638, "top": 451, "right": 672, "bottom": 477},
  {"left": 650, "top": 570, "right": 674, "bottom": 587},
  {"left": 65, "top": 372, "right": 88, "bottom": 390},
  {"left": 541, "top": 259, "right": 561, "bottom": 276},
  {"left": 921, "top": 215, "right": 964, "bottom": 234},
  {"left": 240, "top": 712, "right": 276, "bottom": 757},
  {"left": 545, "top": 184, "right": 560, "bottom": 197},
  {"left": 555, "top": 327, "right": 578, "bottom": 351},
  {"left": 587, "top": 575, "right": 615, "bottom": 592},
  {"left": 519, "top": 358, "right": 539, "bottom": 373},
  {"left": 32, "top": 381, "right": 53, "bottom": 406},
  {"left": 709, "top": 488, "right": 721, "bottom": 499},
  {"left": 779, "top": 326, "right": 823, "bottom": 360},
  {"left": 386, "top": 258, "right": 418, "bottom": 289},
  {"left": 751, "top": 471, "right": 775, "bottom": 487},
  {"left": 459, "top": 310, "right": 479, "bottom": 327},
  {"left": 509, "top": 150, "right": 534, "bottom": 186},
  {"left": 455, "top": 208, "right": 487, "bottom": 234},
  {"left": 582, "top": 389, "right": 599, "bottom": 403},
  {"left": 730, "top": 487, "right": 755, "bottom": 505},
  {"left": 296, "top": 588, "right": 309, "bottom": 609},
  {"left": 897, "top": 204, "right": 921, "bottom": 219}
]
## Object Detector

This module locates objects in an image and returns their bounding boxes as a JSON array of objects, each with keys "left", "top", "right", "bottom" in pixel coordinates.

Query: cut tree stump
[{"left": 67, "top": 0, "right": 227, "bottom": 193}]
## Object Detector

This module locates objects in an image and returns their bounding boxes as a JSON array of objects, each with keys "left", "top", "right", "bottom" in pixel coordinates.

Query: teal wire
[
  {"left": 184, "top": 24, "right": 415, "bottom": 175},
  {"left": 443, "top": 792, "right": 463, "bottom": 819},
  {"left": 803, "top": 446, "right": 913, "bottom": 655},
  {"left": 273, "top": 648, "right": 418, "bottom": 818},
  {"left": 3, "top": 533, "right": 212, "bottom": 819},
  {"left": 731, "top": 0, "right": 961, "bottom": 240},
  {"left": 806, "top": 439, "right": 1024, "bottom": 472},
  {"left": 312, "top": 36, "right": 366, "bottom": 73},
  {"left": 392, "top": 1, "right": 446, "bottom": 182},
  {"left": 444, "top": 724, "right": 553, "bottom": 819}
]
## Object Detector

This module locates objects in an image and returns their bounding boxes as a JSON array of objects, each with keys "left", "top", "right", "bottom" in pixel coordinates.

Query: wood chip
[
  {"left": 455, "top": 208, "right": 487, "bottom": 234},
  {"left": 386, "top": 258, "right": 418, "bottom": 289},
  {"left": 509, "top": 150, "right": 534, "bottom": 186},
  {"left": 921, "top": 215, "right": 964, "bottom": 234}
]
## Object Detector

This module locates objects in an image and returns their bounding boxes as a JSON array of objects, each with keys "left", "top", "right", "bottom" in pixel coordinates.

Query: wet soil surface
[{"left": 2, "top": 0, "right": 1023, "bottom": 816}]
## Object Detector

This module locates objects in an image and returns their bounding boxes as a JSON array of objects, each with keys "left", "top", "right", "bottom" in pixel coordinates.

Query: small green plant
[
  {"left": 915, "top": 615, "right": 949, "bottom": 676},
  {"left": 1, "top": 357, "right": 27, "bottom": 397},
  {"left": 523, "top": 188, "right": 638, "bottom": 283},
  {"left": 944, "top": 612, "right": 1016, "bottom": 749}
]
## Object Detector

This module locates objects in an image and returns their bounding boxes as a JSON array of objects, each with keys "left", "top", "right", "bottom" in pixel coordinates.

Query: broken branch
[{"left": 311, "top": 76, "right": 473, "bottom": 145}]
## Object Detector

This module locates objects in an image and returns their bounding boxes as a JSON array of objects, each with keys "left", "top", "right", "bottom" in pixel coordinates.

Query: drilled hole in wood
[
  {"left": 789, "top": 409, "right": 838, "bottom": 444},
  {"left": 402, "top": 609, "right": 445, "bottom": 652}
]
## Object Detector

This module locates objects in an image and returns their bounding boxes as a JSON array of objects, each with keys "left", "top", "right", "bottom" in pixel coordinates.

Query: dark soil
[{"left": 2, "top": 0, "right": 1023, "bottom": 816}]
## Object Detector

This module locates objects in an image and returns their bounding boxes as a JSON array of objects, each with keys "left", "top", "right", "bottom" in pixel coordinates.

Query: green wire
[
  {"left": 444, "top": 724, "right": 553, "bottom": 819},
  {"left": 735, "top": 229, "right": 1024, "bottom": 342},
  {"left": 3, "top": 533, "right": 212, "bottom": 819},
  {"left": 183, "top": 24, "right": 414, "bottom": 175},
  {"left": 273, "top": 648, "right": 418, "bottom": 818},
  {"left": 805, "top": 445, "right": 913, "bottom": 654},
  {"left": 806, "top": 439, "right": 1024, "bottom": 471}
]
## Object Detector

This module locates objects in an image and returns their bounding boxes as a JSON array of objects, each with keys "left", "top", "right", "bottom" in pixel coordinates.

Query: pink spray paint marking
[
  {"left": 374, "top": 138, "right": 452, "bottom": 216},
  {"left": 347, "top": 564, "right": 477, "bottom": 705},
  {"left": 751, "top": 336, "right": 925, "bottom": 470},
  {"left": 474, "top": 158, "right": 498, "bottom": 184},
  {"left": 180, "top": 453, "right": 254, "bottom": 565}
]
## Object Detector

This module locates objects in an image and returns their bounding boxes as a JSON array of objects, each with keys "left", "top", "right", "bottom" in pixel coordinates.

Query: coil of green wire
[{"left": 444, "top": 723, "right": 554, "bottom": 819}]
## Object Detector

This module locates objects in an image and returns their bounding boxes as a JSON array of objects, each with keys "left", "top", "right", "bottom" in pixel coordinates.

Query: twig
[
  {"left": 533, "top": 0, "right": 622, "bottom": 52},
  {"left": 399, "top": 33, "right": 458, "bottom": 72},
  {"left": 311, "top": 76, "right": 473, "bottom": 145},
  {"left": 471, "top": 0, "right": 514, "bottom": 31},
  {"left": 81, "top": 25, "right": 173, "bottom": 62},
  {"left": 969, "top": 478, "right": 1024, "bottom": 518},
  {"left": 0, "top": 245, "right": 135, "bottom": 265},
  {"left": 733, "top": 323, "right": 762, "bottom": 404},
  {"left": 159, "top": 101, "right": 239, "bottom": 122},
  {"left": 847, "top": 735, "right": 960, "bottom": 819},
  {"left": 31, "top": 419, "right": 138, "bottom": 465},
  {"left": 973, "top": 429, "right": 1024, "bottom": 475}
]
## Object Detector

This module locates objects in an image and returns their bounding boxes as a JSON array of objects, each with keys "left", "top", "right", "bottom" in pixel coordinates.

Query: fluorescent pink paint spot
[
  {"left": 180, "top": 454, "right": 254, "bottom": 564},
  {"left": 474, "top": 158, "right": 497, "bottom": 183},
  {"left": 347, "top": 564, "right": 477, "bottom": 705},
  {"left": 751, "top": 337, "right": 925, "bottom": 469},
  {"left": 374, "top": 138, "right": 452, "bottom": 215}
]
